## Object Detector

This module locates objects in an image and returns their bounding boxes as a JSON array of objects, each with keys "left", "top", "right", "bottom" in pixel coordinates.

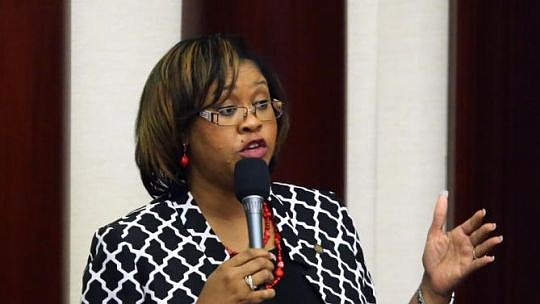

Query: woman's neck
[
  {"left": 188, "top": 174, "right": 245, "bottom": 221},
  {"left": 188, "top": 173, "right": 257, "bottom": 252}
]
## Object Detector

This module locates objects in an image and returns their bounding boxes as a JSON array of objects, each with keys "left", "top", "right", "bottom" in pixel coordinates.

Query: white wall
[
  {"left": 69, "top": 1, "right": 181, "bottom": 303},
  {"left": 346, "top": 1, "right": 449, "bottom": 302}
]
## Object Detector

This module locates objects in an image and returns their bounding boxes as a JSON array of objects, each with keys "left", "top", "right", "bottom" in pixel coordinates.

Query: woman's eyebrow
[
  {"left": 222, "top": 79, "right": 268, "bottom": 91},
  {"left": 253, "top": 79, "right": 268, "bottom": 86},
  {"left": 212, "top": 79, "right": 269, "bottom": 102}
]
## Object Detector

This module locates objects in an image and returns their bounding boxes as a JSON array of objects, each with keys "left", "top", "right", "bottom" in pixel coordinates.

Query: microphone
[{"left": 234, "top": 158, "right": 270, "bottom": 248}]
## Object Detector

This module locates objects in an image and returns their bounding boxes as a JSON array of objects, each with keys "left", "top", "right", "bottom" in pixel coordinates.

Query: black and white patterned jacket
[{"left": 81, "top": 182, "right": 377, "bottom": 303}]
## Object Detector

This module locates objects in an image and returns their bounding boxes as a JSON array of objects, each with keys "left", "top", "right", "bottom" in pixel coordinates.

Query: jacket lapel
[
  {"left": 171, "top": 191, "right": 229, "bottom": 268},
  {"left": 269, "top": 192, "right": 328, "bottom": 300}
]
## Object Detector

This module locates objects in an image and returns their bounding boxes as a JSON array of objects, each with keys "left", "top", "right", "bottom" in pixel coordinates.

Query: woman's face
[{"left": 187, "top": 60, "right": 278, "bottom": 190}]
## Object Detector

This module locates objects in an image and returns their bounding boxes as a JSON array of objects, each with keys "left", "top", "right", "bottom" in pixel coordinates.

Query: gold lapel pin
[{"left": 314, "top": 243, "right": 324, "bottom": 254}]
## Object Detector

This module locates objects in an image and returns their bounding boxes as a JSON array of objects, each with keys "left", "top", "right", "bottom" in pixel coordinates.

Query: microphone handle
[{"left": 241, "top": 195, "right": 264, "bottom": 248}]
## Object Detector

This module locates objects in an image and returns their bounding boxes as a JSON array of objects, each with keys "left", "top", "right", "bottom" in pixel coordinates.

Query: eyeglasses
[{"left": 199, "top": 99, "right": 284, "bottom": 126}]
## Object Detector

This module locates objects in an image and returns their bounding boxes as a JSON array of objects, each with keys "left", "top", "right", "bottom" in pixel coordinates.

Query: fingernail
[
  {"left": 492, "top": 223, "right": 497, "bottom": 230},
  {"left": 440, "top": 190, "right": 449, "bottom": 198},
  {"left": 268, "top": 252, "right": 276, "bottom": 261},
  {"left": 482, "top": 208, "right": 486, "bottom": 216},
  {"left": 499, "top": 235, "right": 504, "bottom": 242}
]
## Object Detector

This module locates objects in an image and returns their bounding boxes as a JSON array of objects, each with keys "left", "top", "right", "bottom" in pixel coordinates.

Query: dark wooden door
[
  {"left": 450, "top": 1, "right": 540, "bottom": 302},
  {"left": 0, "top": 1, "right": 66, "bottom": 303}
]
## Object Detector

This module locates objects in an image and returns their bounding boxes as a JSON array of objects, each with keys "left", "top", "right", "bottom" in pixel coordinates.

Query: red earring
[{"left": 180, "top": 143, "right": 190, "bottom": 168}]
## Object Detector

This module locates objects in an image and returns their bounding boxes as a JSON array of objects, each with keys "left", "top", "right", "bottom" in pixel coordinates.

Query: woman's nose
[{"left": 238, "top": 109, "right": 263, "bottom": 133}]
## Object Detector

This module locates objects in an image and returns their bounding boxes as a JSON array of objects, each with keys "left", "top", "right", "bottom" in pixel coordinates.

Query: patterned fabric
[{"left": 81, "top": 183, "right": 377, "bottom": 303}]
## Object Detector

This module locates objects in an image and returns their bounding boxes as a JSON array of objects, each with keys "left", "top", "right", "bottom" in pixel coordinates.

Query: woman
[{"left": 81, "top": 34, "right": 502, "bottom": 303}]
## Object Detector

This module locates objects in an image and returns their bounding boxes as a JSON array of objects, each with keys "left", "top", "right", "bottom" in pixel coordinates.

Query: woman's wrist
[{"left": 419, "top": 273, "right": 453, "bottom": 304}]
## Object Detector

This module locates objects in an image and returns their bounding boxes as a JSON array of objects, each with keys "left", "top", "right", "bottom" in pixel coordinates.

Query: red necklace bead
[
  {"left": 262, "top": 202, "right": 285, "bottom": 289},
  {"left": 225, "top": 202, "right": 285, "bottom": 289}
]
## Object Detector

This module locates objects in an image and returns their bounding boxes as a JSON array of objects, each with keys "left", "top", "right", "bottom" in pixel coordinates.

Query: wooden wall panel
[
  {"left": 0, "top": 1, "right": 65, "bottom": 303},
  {"left": 451, "top": 1, "right": 540, "bottom": 302},
  {"left": 182, "top": 0, "right": 346, "bottom": 198}
]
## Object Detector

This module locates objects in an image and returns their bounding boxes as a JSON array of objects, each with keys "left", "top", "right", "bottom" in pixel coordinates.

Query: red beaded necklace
[{"left": 225, "top": 202, "right": 285, "bottom": 289}]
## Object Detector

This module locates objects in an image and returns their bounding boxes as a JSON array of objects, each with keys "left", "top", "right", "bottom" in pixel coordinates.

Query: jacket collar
[{"left": 268, "top": 191, "right": 326, "bottom": 295}]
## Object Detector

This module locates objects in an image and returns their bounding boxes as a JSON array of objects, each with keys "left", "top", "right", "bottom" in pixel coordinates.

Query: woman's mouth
[{"left": 239, "top": 139, "right": 268, "bottom": 158}]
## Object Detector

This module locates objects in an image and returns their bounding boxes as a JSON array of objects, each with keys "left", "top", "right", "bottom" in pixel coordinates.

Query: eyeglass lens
[{"left": 217, "top": 101, "right": 282, "bottom": 126}]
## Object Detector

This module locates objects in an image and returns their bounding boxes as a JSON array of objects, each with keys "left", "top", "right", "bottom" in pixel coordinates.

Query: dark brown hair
[{"left": 135, "top": 34, "right": 289, "bottom": 197}]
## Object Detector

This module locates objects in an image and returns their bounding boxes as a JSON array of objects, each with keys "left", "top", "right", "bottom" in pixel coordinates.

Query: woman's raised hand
[
  {"left": 197, "top": 249, "right": 275, "bottom": 304},
  {"left": 419, "top": 192, "right": 503, "bottom": 302}
]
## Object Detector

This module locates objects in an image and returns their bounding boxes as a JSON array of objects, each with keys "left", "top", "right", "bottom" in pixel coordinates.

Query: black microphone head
[{"left": 234, "top": 158, "right": 270, "bottom": 202}]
